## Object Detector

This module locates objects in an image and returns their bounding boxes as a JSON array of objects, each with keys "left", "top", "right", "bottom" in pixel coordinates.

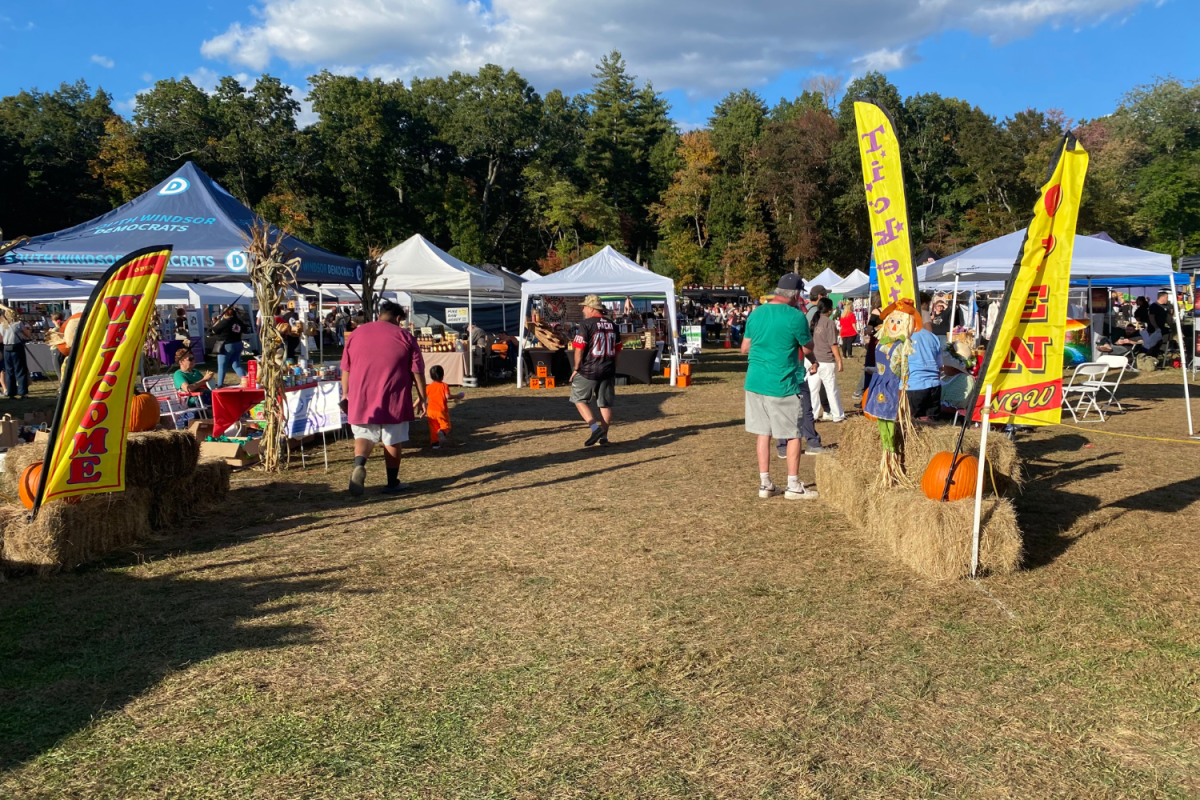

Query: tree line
[{"left": 1, "top": 53, "right": 1195, "bottom": 294}]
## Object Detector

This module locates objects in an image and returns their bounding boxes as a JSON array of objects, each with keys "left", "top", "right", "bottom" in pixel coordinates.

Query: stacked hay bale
[
  {"left": 1, "top": 430, "right": 232, "bottom": 576},
  {"left": 815, "top": 416, "right": 1024, "bottom": 580}
]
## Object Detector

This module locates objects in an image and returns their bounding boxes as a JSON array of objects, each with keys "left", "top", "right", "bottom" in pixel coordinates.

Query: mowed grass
[{"left": 2, "top": 349, "right": 1199, "bottom": 798}]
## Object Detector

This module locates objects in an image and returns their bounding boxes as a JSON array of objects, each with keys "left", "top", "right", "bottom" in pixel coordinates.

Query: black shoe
[
  {"left": 598, "top": 436, "right": 610, "bottom": 447},
  {"left": 584, "top": 426, "right": 605, "bottom": 447},
  {"left": 381, "top": 481, "right": 411, "bottom": 494}
]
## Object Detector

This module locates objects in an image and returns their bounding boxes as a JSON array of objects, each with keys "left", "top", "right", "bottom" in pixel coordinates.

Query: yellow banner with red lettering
[
  {"left": 974, "top": 135, "right": 1088, "bottom": 425},
  {"left": 38, "top": 246, "right": 172, "bottom": 506},
  {"left": 854, "top": 101, "right": 919, "bottom": 307}
]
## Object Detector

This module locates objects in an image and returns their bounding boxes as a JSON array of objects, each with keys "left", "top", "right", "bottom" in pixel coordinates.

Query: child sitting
[{"left": 426, "top": 364, "right": 465, "bottom": 449}]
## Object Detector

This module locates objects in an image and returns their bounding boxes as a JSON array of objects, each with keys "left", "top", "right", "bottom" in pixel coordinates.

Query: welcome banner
[
  {"left": 973, "top": 134, "right": 1089, "bottom": 425},
  {"left": 854, "top": 101, "right": 919, "bottom": 307},
  {"left": 34, "top": 246, "right": 172, "bottom": 512}
]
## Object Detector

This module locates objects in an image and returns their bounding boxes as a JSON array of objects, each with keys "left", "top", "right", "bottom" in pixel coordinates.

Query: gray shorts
[
  {"left": 570, "top": 374, "right": 615, "bottom": 408},
  {"left": 745, "top": 391, "right": 801, "bottom": 439}
]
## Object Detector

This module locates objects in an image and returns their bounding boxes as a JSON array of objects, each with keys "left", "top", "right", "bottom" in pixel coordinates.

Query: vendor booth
[
  {"left": 808, "top": 268, "right": 843, "bottom": 292},
  {"left": 376, "top": 234, "right": 509, "bottom": 385},
  {"left": 829, "top": 269, "right": 870, "bottom": 298},
  {"left": 518, "top": 246, "right": 681, "bottom": 386},
  {"left": 926, "top": 230, "right": 1195, "bottom": 436},
  {"left": 1, "top": 161, "right": 363, "bottom": 284}
]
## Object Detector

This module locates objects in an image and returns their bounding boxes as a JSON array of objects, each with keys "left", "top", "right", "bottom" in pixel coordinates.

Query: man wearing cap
[
  {"left": 740, "top": 274, "right": 819, "bottom": 500},
  {"left": 570, "top": 294, "right": 620, "bottom": 447}
]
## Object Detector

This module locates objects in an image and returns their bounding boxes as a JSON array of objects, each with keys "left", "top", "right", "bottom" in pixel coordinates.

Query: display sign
[
  {"left": 283, "top": 381, "right": 346, "bottom": 437},
  {"left": 445, "top": 308, "right": 469, "bottom": 324},
  {"left": 683, "top": 325, "right": 703, "bottom": 355},
  {"left": 973, "top": 134, "right": 1089, "bottom": 425},
  {"left": 35, "top": 246, "right": 172, "bottom": 511},
  {"left": 854, "top": 101, "right": 919, "bottom": 308}
]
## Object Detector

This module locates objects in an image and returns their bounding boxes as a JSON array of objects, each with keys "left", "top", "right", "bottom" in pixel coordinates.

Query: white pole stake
[{"left": 970, "top": 383, "right": 992, "bottom": 579}]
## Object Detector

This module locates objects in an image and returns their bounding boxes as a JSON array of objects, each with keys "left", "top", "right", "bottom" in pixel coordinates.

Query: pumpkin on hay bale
[
  {"left": 0, "top": 442, "right": 46, "bottom": 504},
  {"left": 1, "top": 488, "right": 153, "bottom": 576}
]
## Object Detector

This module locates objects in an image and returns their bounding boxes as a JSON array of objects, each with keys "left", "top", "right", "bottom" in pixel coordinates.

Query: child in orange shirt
[{"left": 426, "top": 365, "right": 465, "bottom": 449}]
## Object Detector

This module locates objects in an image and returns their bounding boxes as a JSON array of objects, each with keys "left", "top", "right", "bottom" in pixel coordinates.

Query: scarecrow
[{"left": 864, "top": 298, "right": 922, "bottom": 486}]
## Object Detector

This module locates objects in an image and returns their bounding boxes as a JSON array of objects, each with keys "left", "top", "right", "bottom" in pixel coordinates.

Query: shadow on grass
[
  {"left": 0, "top": 562, "right": 355, "bottom": 772},
  {"left": 1015, "top": 433, "right": 1122, "bottom": 569}
]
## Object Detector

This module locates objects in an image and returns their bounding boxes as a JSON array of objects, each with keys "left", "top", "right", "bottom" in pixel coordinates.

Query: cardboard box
[
  {"left": 676, "top": 375, "right": 692, "bottom": 387},
  {"left": 0, "top": 415, "right": 18, "bottom": 449},
  {"left": 200, "top": 436, "right": 261, "bottom": 467},
  {"left": 545, "top": 377, "right": 556, "bottom": 388},
  {"left": 23, "top": 412, "right": 50, "bottom": 427},
  {"left": 187, "top": 419, "right": 214, "bottom": 441}
]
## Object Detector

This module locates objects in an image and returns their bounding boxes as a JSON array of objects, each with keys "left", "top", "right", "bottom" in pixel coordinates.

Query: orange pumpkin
[
  {"left": 18, "top": 462, "right": 42, "bottom": 509},
  {"left": 130, "top": 392, "right": 161, "bottom": 432},
  {"left": 921, "top": 451, "right": 979, "bottom": 502}
]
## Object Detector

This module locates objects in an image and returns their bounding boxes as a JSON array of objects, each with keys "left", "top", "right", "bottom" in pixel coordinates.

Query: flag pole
[{"left": 970, "top": 383, "right": 992, "bottom": 578}]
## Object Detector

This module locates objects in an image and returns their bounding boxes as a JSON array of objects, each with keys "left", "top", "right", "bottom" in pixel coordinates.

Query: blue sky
[{"left": 1, "top": 0, "right": 1195, "bottom": 128}]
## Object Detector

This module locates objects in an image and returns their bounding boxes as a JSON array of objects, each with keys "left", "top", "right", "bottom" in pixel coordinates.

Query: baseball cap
[
  {"left": 808, "top": 284, "right": 828, "bottom": 297},
  {"left": 776, "top": 273, "right": 804, "bottom": 292},
  {"left": 581, "top": 294, "right": 604, "bottom": 311}
]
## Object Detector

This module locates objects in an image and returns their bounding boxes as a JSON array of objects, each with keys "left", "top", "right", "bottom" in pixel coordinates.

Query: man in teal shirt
[{"left": 741, "top": 273, "right": 818, "bottom": 500}]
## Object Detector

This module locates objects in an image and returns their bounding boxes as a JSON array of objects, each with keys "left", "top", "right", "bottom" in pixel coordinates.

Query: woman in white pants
[{"left": 806, "top": 297, "right": 845, "bottom": 422}]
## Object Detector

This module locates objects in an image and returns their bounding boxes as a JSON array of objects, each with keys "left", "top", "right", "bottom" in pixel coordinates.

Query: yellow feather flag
[
  {"left": 33, "top": 246, "right": 173, "bottom": 512},
  {"left": 973, "top": 134, "right": 1089, "bottom": 425},
  {"left": 854, "top": 101, "right": 919, "bottom": 307}
]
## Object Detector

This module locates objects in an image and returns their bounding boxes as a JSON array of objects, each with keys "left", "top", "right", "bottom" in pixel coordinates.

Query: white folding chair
[
  {"left": 142, "top": 374, "right": 203, "bottom": 429},
  {"left": 1063, "top": 362, "right": 1109, "bottom": 422},
  {"left": 1093, "top": 354, "right": 1128, "bottom": 412}
]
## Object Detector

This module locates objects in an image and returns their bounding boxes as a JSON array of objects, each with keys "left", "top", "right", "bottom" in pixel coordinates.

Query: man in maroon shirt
[{"left": 340, "top": 301, "right": 427, "bottom": 495}]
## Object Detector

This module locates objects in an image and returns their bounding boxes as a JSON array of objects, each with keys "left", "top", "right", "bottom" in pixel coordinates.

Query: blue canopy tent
[{"left": 0, "top": 162, "right": 362, "bottom": 284}]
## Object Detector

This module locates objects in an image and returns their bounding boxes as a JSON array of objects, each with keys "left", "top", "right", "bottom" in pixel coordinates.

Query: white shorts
[{"left": 350, "top": 422, "right": 410, "bottom": 446}]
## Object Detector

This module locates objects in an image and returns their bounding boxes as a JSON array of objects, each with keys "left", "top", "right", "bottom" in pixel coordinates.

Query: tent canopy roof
[
  {"left": 1, "top": 162, "right": 362, "bottom": 284},
  {"left": 521, "top": 246, "right": 673, "bottom": 298},
  {"left": 377, "top": 234, "right": 506, "bottom": 296},
  {"left": 0, "top": 271, "right": 189, "bottom": 303},
  {"left": 807, "top": 268, "right": 842, "bottom": 291},
  {"left": 926, "top": 230, "right": 1173, "bottom": 281},
  {"left": 829, "top": 269, "right": 869, "bottom": 296}
]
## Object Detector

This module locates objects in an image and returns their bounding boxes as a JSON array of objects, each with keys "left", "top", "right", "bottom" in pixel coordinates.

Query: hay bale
[
  {"left": 126, "top": 429, "right": 200, "bottom": 487},
  {"left": 0, "top": 442, "right": 45, "bottom": 503},
  {"left": 833, "top": 416, "right": 885, "bottom": 477},
  {"left": 814, "top": 454, "right": 873, "bottom": 529},
  {"left": 2, "top": 488, "right": 152, "bottom": 576},
  {"left": 869, "top": 489, "right": 1022, "bottom": 580},
  {"left": 148, "top": 457, "right": 231, "bottom": 530}
]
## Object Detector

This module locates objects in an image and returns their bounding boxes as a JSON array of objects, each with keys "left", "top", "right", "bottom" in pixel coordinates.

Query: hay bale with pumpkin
[{"left": 820, "top": 298, "right": 1024, "bottom": 580}]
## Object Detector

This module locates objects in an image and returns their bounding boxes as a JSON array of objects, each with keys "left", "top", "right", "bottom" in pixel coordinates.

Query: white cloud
[
  {"left": 91, "top": 54, "right": 115, "bottom": 68},
  {"left": 141, "top": 72, "right": 154, "bottom": 83},
  {"left": 199, "top": 0, "right": 1153, "bottom": 94}
]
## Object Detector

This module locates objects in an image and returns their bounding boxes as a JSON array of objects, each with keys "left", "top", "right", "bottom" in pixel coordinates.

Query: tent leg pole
[
  {"left": 1169, "top": 274, "right": 1194, "bottom": 438},
  {"left": 467, "top": 288, "right": 473, "bottom": 379},
  {"left": 1087, "top": 279, "right": 1094, "bottom": 361},
  {"left": 949, "top": 274, "right": 960, "bottom": 344},
  {"left": 318, "top": 292, "right": 323, "bottom": 369}
]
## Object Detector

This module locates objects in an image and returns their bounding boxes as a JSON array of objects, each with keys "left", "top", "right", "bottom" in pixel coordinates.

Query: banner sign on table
[
  {"left": 973, "top": 133, "right": 1089, "bottom": 425},
  {"left": 34, "top": 245, "right": 172, "bottom": 513},
  {"left": 444, "top": 307, "right": 469, "bottom": 324},
  {"left": 854, "top": 101, "right": 919, "bottom": 307},
  {"left": 284, "top": 381, "right": 346, "bottom": 437},
  {"left": 682, "top": 325, "right": 703, "bottom": 355}
]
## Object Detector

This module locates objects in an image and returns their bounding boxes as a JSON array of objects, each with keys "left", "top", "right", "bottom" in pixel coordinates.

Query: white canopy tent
[
  {"left": 0, "top": 271, "right": 190, "bottom": 304},
  {"left": 377, "top": 234, "right": 507, "bottom": 381},
  {"left": 807, "top": 268, "right": 842, "bottom": 293},
  {"left": 829, "top": 269, "right": 869, "bottom": 298},
  {"left": 520, "top": 269, "right": 541, "bottom": 280},
  {"left": 927, "top": 230, "right": 1194, "bottom": 437},
  {"left": 518, "top": 246, "right": 680, "bottom": 386}
]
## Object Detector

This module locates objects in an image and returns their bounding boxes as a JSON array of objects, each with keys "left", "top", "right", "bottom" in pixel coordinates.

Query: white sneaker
[
  {"left": 785, "top": 484, "right": 819, "bottom": 500},
  {"left": 759, "top": 484, "right": 780, "bottom": 499}
]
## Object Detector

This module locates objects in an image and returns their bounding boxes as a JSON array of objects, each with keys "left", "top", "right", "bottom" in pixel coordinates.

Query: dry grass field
[{"left": 2, "top": 349, "right": 1199, "bottom": 799}]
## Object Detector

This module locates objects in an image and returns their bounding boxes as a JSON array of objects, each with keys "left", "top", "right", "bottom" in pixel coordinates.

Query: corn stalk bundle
[
  {"left": 361, "top": 246, "right": 384, "bottom": 323},
  {"left": 245, "top": 221, "right": 299, "bottom": 473}
]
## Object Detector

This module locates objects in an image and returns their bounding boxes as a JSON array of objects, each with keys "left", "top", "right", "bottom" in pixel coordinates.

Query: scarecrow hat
[{"left": 880, "top": 297, "right": 923, "bottom": 332}]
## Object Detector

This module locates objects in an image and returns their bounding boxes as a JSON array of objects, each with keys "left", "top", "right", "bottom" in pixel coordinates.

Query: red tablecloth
[{"left": 212, "top": 387, "right": 265, "bottom": 435}]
